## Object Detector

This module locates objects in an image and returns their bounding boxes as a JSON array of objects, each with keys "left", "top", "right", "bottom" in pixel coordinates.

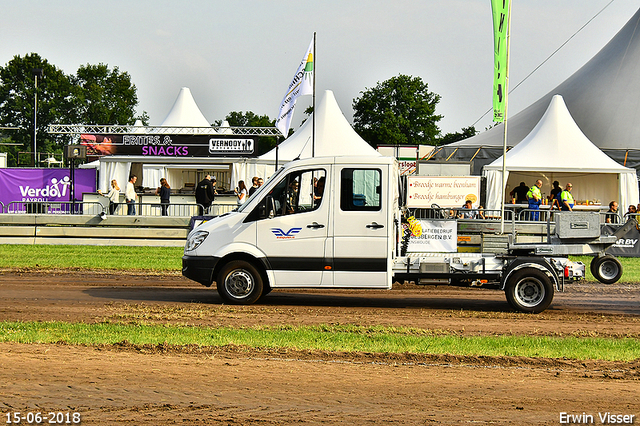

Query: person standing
[
  {"left": 560, "top": 183, "right": 574, "bottom": 211},
  {"left": 605, "top": 201, "right": 620, "bottom": 224},
  {"left": 549, "top": 181, "right": 562, "bottom": 210},
  {"left": 195, "top": 174, "right": 216, "bottom": 215},
  {"left": 235, "top": 180, "right": 248, "bottom": 206},
  {"left": 155, "top": 178, "right": 171, "bottom": 216},
  {"left": 527, "top": 179, "right": 543, "bottom": 220},
  {"left": 510, "top": 182, "right": 529, "bottom": 204},
  {"left": 248, "top": 176, "right": 260, "bottom": 197},
  {"left": 125, "top": 175, "right": 137, "bottom": 215},
  {"left": 98, "top": 179, "right": 120, "bottom": 215}
]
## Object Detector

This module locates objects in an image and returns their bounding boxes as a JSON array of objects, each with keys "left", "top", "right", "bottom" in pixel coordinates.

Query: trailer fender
[{"left": 501, "top": 258, "right": 559, "bottom": 291}]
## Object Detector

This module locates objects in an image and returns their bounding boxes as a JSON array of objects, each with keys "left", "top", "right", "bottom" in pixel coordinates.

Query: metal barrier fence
[
  {"left": 108, "top": 202, "right": 237, "bottom": 217},
  {"left": 109, "top": 202, "right": 201, "bottom": 217},
  {"left": 5, "top": 201, "right": 105, "bottom": 215},
  {"left": 3, "top": 201, "right": 238, "bottom": 217}
]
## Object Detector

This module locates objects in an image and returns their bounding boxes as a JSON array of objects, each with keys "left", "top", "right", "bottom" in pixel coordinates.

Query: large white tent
[
  {"left": 483, "top": 95, "right": 638, "bottom": 211},
  {"left": 98, "top": 87, "right": 219, "bottom": 192},
  {"left": 160, "top": 87, "right": 211, "bottom": 127},
  {"left": 232, "top": 90, "right": 380, "bottom": 185},
  {"left": 440, "top": 7, "right": 640, "bottom": 175}
]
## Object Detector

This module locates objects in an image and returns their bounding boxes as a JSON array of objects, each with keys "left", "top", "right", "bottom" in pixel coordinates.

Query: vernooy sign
[{"left": 80, "top": 134, "right": 258, "bottom": 157}]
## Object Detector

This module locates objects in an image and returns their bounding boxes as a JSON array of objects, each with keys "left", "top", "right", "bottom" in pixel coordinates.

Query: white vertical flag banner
[{"left": 275, "top": 37, "right": 314, "bottom": 136}]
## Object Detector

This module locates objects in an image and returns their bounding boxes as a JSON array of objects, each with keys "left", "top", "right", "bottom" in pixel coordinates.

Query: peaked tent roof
[
  {"left": 160, "top": 87, "right": 211, "bottom": 127},
  {"left": 484, "top": 95, "right": 632, "bottom": 173},
  {"left": 260, "top": 90, "right": 381, "bottom": 162},
  {"left": 449, "top": 7, "right": 640, "bottom": 152}
]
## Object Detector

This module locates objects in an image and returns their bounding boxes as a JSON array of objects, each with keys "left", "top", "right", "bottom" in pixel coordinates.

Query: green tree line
[{"left": 0, "top": 53, "right": 475, "bottom": 166}]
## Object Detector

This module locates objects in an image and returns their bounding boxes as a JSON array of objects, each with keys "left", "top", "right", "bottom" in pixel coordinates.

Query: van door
[
  {"left": 254, "top": 168, "right": 329, "bottom": 287},
  {"left": 332, "top": 165, "right": 391, "bottom": 288}
]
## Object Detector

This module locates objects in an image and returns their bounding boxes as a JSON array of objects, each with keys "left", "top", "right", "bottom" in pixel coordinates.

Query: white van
[{"left": 182, "top": 155, "right": 622, "bottom": 313}]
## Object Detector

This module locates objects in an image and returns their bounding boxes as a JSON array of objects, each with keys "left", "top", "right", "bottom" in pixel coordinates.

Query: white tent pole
[
  {"left": 312, "top": 32, "right": 316, "bottom": 158},
  {"left": 500, "top": 2, "right": 512, "bottom": 235}
]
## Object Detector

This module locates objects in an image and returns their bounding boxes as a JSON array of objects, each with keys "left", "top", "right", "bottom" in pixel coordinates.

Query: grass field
[
  {"left": 1, "top": 321, "right": 639, "bottom": 361},
  {"left": 0, "top": 245, "right": 638, "bottom": 361}
]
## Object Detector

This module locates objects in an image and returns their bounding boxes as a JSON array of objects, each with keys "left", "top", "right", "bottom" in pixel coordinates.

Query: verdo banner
[
  {"left": 0, "top": 169, "right": 96, "bottom": 207},
  {"left": 407, "top": 176, "right": 481, "bottom": 208}
]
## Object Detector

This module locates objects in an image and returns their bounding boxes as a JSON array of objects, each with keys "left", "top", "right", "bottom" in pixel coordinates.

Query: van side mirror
[{"left": 259, "top": 196, "right": 277, "bottom": 219}]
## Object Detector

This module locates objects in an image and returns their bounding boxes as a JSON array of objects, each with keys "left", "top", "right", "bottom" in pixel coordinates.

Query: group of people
[
  {"left": 99, "top": 174, "right": 171, "bottom": 216},
  {"left": 99, "top": 173, "right": 269, "bottom": 218},
  {"left": 193, "top": 174, "right": 265, "bottom": 216},
  {"left": 510, "top": 180, "right": 575, "bottom": 220},
  {"left": 233, "top": 176, "right": 265, "bottom": 208},
  {"left": 607, "top": 201, "right": 640, "bottom": 224}
]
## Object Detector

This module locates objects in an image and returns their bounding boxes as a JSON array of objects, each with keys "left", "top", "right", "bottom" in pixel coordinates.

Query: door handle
[
  {"left": 307, "top": 222, "right": 325, "bottom": 229},
  {"left": 366, "top": 222, "right": 384, "bottom": 229}
]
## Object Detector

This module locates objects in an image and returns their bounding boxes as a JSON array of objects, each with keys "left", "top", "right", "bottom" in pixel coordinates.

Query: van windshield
[{"left": 236, "top": 167, "right": 285, "bottom": 213}]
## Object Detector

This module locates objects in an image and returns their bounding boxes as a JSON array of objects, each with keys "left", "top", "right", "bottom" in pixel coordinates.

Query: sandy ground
[{"left": 0, "top": 269, "right": 639, "bottom": 425}]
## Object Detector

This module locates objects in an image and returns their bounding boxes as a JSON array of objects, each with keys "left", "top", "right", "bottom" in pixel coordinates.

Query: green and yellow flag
[{"left": 491, "top": 0, "right": 510, "bottom": 122}]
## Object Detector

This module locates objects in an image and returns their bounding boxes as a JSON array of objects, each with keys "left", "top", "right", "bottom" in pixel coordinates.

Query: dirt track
[{"left": 0, "top": 269, "right": 639, "bottom": 425}]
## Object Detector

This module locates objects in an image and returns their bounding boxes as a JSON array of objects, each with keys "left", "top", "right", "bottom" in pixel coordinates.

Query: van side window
[
  {"left": 340, "top": 168, "right": 381, "bottom": 211},
  {"left": 268, "top": 169, "right": 326, "bottom": 216}
]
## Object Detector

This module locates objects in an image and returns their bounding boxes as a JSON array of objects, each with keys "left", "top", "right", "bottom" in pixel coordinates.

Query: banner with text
[
  {"left": 80, "top": 134, "right": 258, "bottom": 158},
  {"left": 491, "top": 0, "right": 510, "bottom": 122},
  {"left": 0, "top": 169, "right": 96, "bottom": 207},
  {"left": 407, "top": 176, "right": 481, "bottom": 208},
  {"left": 407, "top": 220, "right": 457, "bottom": 253}
]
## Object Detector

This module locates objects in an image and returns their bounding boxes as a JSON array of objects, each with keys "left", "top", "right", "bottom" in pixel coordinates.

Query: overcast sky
[{"left": 2, "top": 0, "right": 638, "bottom": 135}]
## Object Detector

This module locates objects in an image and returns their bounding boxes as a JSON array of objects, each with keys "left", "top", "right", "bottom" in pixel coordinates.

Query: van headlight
[{"left": 185, "top": 230, "right": 209, "bottom": 252}]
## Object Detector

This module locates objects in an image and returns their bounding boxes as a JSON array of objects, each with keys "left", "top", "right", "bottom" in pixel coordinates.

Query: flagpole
[
  {"left": 312, "top": 32, "right": 316, "bottom": 158},
  {"left": 500, "top": 3, "right": 511, "bottom": 235}
]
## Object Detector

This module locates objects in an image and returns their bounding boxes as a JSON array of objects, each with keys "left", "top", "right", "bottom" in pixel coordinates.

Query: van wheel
[
  {"left": 505, "top": 268, "right": 554, "bottom": 313},
  {"left": 216, "top": 260, "right": 264, "bottom": 304},
  {"left": 591, "top": 255, "right": 622, "bottom": 284}
]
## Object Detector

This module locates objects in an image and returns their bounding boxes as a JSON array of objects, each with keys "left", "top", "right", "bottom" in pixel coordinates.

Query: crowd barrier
[{"left": 2, "top": 201, "right": 237, "bottom": 218}]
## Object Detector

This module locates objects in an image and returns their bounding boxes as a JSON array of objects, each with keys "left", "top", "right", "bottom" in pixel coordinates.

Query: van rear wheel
[{"left": 216, "top": 260, "right": 264, "bottom": 304}]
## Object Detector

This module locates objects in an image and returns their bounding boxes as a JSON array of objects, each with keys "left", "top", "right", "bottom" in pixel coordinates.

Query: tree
[
  {"left": 0, "top": 53, "right": 76, "bottom": 161},
  {"left": 353, "top": 74, "right": 443, "bottom": 148},
  {"left": 220, "top": 111, "right": 277, "bottom": 155},
  {"left": 73, "top": 63, "right": 140, "bottom": 125},
  {"left": 438, "top": 126, "right": 478, "bottom": 145}
]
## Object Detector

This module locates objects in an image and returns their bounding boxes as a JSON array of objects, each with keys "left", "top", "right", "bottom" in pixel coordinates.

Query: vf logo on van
[{"left": 271, "top": 228, "right": 302, "bottom": 239}]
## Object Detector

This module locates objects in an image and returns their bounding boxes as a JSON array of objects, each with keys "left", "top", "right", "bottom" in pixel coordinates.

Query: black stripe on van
[{"left": 265, "top": 257, "right": 387, "bottom": 272}]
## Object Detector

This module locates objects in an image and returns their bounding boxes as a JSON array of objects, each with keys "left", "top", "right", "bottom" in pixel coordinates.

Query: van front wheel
[{"left": 216, "top": 260, "right": 264, "bottom": 304}]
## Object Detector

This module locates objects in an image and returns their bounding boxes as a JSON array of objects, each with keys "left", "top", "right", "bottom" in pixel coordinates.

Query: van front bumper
[{"left": 182, "top": 255, "right": 220, "bottom": 287}]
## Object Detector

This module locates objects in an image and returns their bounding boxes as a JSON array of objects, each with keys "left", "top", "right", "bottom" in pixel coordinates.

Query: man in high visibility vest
[
  {"left": 560, "top": 183, "right": 574, "bottom": 211},
  {"left": 527, "top": 179, "right": 543, "bottom": 221}
]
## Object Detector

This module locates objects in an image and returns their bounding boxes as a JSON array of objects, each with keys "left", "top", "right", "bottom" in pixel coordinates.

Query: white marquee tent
[
  {"left": 160, "top": 87, "right": 211, "bottom": 127},
  {"left": 483, "top": 95, "right": 639, "bottom": 211},
  {"left": 97, "top": 87, "right": 219, "bottom": 192},
  {"left": 441, "top": 7, "right": 640, "bottom": 174},
  {"left": 232, "top": 90, "right": 380, "bottom": 185}
]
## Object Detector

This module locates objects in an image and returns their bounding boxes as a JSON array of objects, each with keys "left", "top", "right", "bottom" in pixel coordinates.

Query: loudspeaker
[{"left": 65, "top": 145, "right": 87, "bottom": 159}]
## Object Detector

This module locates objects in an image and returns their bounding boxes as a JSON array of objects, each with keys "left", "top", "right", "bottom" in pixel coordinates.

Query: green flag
[{"left": 491, "top": 0, "right": 510, "bottom": 122}]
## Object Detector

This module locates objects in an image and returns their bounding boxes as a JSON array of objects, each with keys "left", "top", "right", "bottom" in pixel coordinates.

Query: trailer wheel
[
  {"left": 505, "top": 268, "right": 554, "bottom": 313},
  {"left": 590, "top": 255, "right": 622, "bottom": 284},
  {"left": 216, "top": 260, "right": 264, "bottom": 305}
]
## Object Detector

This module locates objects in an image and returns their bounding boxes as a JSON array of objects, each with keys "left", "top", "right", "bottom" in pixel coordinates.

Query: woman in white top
[
  {"left": 235, "top": 180, "right": 248, "bottom": 206},
  {"left": 99, "top": 179, "right": 120, "bottom": 215}
]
